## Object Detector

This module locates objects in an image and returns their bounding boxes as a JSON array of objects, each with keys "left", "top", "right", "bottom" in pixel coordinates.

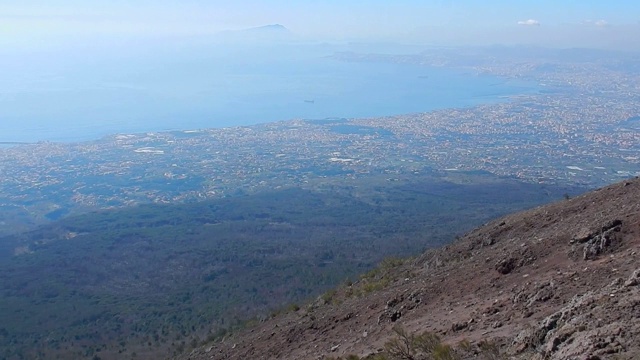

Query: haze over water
[{"left": 0, "top": 42, "right": 538, "bottom": 143}]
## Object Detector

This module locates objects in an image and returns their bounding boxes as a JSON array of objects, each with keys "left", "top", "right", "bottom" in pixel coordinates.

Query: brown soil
[{"left": 178, "top": 177, "right": 640, "bottom": 360}]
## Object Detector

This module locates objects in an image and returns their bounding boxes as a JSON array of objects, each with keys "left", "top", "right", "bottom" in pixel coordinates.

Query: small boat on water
[{"left": 304, "top": 99, "right": 315, "bottom": 104}]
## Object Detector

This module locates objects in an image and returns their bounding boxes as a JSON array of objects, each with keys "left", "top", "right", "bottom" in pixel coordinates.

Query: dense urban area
[{"left": 0, "top": 48, "right": 639, "bottom": 231}]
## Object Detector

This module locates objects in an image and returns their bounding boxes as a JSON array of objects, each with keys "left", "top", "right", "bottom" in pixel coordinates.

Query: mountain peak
[
  {"left": 253, "top": 24, "right": 289, "bottom": 31},
  {"left": 241, "top": 24, "right": 291, "bottom": 35}
]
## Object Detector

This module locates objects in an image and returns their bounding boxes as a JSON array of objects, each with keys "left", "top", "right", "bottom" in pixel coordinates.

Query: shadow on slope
[{"left": 0, "top": 173, "right": 581, "bottom": 359}]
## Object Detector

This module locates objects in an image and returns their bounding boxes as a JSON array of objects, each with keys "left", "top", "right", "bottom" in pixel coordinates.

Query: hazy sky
[{"left": 2, "top": 1, "right": 640, "bottom": 49}]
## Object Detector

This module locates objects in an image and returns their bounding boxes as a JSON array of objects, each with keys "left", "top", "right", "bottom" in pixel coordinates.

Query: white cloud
[
  {"left": 582, "top": 19, "right": 610, "bottom": 27},
  {"left": 517, "top": 19, "right": 540, "bottom": 26}
]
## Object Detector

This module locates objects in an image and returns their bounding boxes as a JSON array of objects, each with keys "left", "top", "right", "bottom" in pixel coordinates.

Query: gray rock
[{"left": 624, "top": 269, "right": 640, "bottom": 287}]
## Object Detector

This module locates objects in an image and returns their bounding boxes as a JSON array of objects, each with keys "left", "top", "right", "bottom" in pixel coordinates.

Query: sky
[{"left": 1, "top": 1, "right": 640, "bottom": 49}]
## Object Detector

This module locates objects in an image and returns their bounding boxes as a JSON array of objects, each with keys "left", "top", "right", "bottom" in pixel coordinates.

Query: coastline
[{"left": 0, "top": 57, "right": 540, "bottom": 144}]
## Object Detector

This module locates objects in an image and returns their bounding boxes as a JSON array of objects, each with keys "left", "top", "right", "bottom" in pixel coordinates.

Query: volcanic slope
[{"left": 181, "top": 177, "right": 640, "bottom": 360}]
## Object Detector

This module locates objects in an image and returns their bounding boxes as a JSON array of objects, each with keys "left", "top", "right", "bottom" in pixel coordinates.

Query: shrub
[
  {"left": 321, "top": 289, "right": 338, "bottom": 304},
  {"left": 384, "top": 325, "right": 458, "bottom": 360},
  {"left": 380, "top": 326, "right": 510, "bottom": 360},
  {"left": 477, "top": 340, "right": 504, "bottom": 360}
]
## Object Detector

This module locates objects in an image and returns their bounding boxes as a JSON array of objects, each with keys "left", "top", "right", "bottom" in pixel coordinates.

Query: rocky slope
[{"left": 179, "top": 177, "right": 640, "bottom": 360}]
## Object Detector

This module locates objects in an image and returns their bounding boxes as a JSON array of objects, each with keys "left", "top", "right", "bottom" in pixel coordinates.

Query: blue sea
[{"left": 0, "top": 42, "right": 538, "bottom": 143}]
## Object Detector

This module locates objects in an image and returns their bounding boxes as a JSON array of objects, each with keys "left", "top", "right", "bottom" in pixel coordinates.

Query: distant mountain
[
  {"left": 244, "top": 24, "right": 290, "bottom": 33},
  {"left": 182, "top": 177, "right": 640, "bottom": 360}
]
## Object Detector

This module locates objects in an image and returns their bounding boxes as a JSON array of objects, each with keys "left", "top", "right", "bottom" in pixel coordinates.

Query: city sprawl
[{"left": 1, "top": 48, "right": 639, "bottom": 230}]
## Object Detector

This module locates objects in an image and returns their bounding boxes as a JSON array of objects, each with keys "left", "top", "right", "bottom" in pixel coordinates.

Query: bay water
[{"left": 0, "top": 42, "right": 537, "bottom": 143}]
